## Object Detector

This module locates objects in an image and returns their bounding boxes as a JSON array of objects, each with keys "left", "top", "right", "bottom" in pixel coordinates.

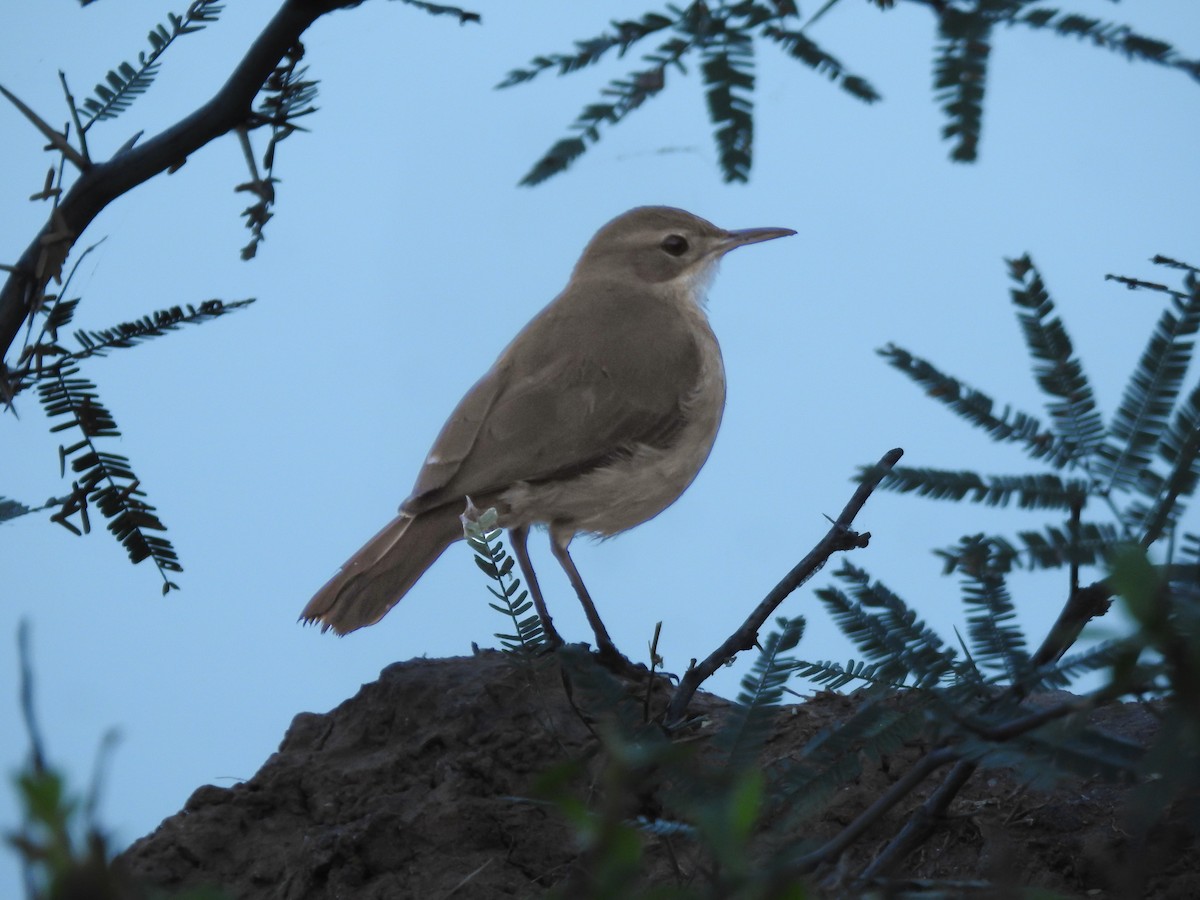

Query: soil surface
[{"left": 118, "top": 650, "right": 1199, "bottom": 899}]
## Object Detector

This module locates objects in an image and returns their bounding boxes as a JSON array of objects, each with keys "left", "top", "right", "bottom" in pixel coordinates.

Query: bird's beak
[{"left": 719, "top": 226, "right": 797, "bottom": 253}]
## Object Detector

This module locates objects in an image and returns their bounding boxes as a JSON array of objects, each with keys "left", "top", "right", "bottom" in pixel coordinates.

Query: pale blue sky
[{"left": 2, "top": 1, "right": 1197, "bottom": 888}]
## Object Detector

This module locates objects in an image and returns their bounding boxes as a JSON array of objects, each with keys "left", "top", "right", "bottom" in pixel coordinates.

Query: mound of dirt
[{"left": 117, "top": 650, "right": 1199, "bottom": 898}]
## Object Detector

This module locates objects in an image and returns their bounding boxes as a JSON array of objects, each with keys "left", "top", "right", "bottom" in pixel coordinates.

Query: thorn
[{"left": 0, "top": 83, "right": 89, "bottom": 171}]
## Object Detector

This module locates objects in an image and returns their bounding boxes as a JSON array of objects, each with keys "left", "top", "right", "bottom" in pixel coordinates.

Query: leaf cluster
[
  {"left": 78, "top": 0, "right": 225, "bottom": 131},
  {"left": 7, "top": 621, "right": 230, "bottom": 900},
  {"left": 463, "top": 506, "right": 547, "bottom": 653},
  {"left": 873, "top": 255, "right": 1200, "bottom": 577},
  {"left": 523, "top": 549, "right": 1191, "bottom": 894},
  {"left": 503, "top": 0, "right": 1197, "bottom": 184},
  {"left": 493, "top": 255, "right": 1200, "bottom": 894},
  {"left": 526, "top": 630, "right": 813, "bottom": 898},
  {"left": 6, "top": 285, "right": 254, "bottom": 590},
  {"left": 239, "top": 43, "right": 320, "bottom": 260},
  {"left": 505, "top": 0, "right": 879, "bottom": 186}
]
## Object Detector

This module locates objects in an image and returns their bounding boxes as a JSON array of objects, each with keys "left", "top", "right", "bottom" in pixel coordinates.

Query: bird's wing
[{"left": 402, "top": 281, "right": 706, "bottom": 514}]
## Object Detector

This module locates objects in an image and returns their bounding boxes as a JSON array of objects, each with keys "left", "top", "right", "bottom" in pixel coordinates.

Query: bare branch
[
  {"left": 0, "top": 84, "right": 89, "bottom": 171},
  {"left": 664, "top": 447, "right": 904, "bottom": 725},
  {"left": 0, "top": 0, "right": 358, "bottom": 367}
]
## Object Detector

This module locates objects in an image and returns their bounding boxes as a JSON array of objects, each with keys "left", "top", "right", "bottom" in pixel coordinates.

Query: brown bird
[{"left": 301, "top": 206, "right": 794, "bottom": 660}]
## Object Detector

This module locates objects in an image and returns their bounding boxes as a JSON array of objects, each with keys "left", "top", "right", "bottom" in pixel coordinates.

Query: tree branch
[
  {"left": 663, "top": 447, "right": 904, "bottom": 725},
  {"left": 0, "top": 0, "right": 356, "bottom": 368}
]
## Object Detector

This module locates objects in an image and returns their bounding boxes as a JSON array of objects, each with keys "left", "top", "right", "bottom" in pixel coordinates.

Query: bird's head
[{"left": 572, "top": 206, "right": 795, "bottom": 298}]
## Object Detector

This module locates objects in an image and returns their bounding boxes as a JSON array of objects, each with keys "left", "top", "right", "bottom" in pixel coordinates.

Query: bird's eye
[{"left": 660, "top": 234, "right": 689, "bottom": 256}]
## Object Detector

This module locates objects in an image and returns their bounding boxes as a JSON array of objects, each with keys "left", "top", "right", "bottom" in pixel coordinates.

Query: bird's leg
[
  {"left": 508, "top": 525, "right": 564, "bottom": 649},
  {"left": 548, "top": 530, "right": 622, "bottom": 663}
]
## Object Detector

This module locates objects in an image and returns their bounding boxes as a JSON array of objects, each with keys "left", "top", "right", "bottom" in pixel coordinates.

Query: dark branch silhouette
[
  {"left": 0, "top": 0, "right": 355, "bottom": 367},
  {"left": 664, "top": 447, "right": 904, "bottom": 725}
]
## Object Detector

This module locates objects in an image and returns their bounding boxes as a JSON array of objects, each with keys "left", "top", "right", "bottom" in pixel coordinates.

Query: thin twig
[
  {"left": 643, "top": 621, "right": 663, "bottom": 723},
  {"left": 1029, "top": 581, "right": 1112, "bottom": 667},
  {"left": 856, "top": 757, "right": 977, "bottom": 883},
  {"left": 16, "top": 620, "right": 47, "bottom": 774},
  {"left": 57, "top": 70, "right": 90, "bottom": 165},
  {"left": 663, "top": 447, "right": 903, "bottom": 725},
  {"left": 0, "top": 0, "right": 362, "bottom": 366},
  {"left": 787, "top": 746, "right": 959, "bottom": 877},
  {"left": 0, "top": 84, "right": 89, "bottom": 171}
]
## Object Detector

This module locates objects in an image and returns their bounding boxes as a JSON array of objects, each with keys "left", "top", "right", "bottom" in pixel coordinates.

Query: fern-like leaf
[
  {"left": 497, "top": 10, "right": 675, "bottom": 87},
  {"left": 1096, "top": 282, "right": 1200, "bottom": 496},
  {"left": 391, "top": 0, "right": 480, "bottom": 25},
  {"left": 1048, "top": 639, "right": 1133, "bottom": 688},
  {"left": 877, "top": 344, "right": 1069, "bottom": 466},
  {"left": 1007, "top": 255, "right": 1106, "bottom": 462},
  {"left": 80, "top": 1, "right": 224, "bottom": 131},
  {"left": 42, "top": 297, "right": 81, "bottom": 343},
  {"left": 933, "top": 6, "right": 993, "bottom": 162},
  {"left": 717, "top": 616, "right": 805, "bottom": 771},
  {"left": 795, "top": 657, "right": 901, "bottom": 692},
  {"left": 81, "top": 60, "right": 159, "bottom": 127},
  {"left": 936, "top": 523, "right": 1120, "bottom": 575},
  {"left": 1138, "top": 378, "right": 1200, "bottom": 545},
  {"left": 463, "top": 507, "right": 544, "bottom": 652},
  {"left": 815, "top": 563, "right": 958, "bottom": 688},
  {"left": 1011, "top": 8, "right": 1200, "bottom": 81},
  {"left": 241, "top": 44, "right": 318, "bottom": 260},
  {"left": 36, "top": 366, "right": 180, "bottom": 588},
  {"left": 518, "top": 37, "right": 688, "bottom": 186},
  {"left": 515, "top": 2, "right": 727, "bottom": 184},
  {"left": 876, "top": 466, "right": 1088, "bottom": 511},
  {"left": 70, "top": 299, "right": 255, "bottom": 360},
  {"left": 702, "top": 26, "right": 755, "bottom": 184},
  {"left": 761, "top": 26, "right": 881, "bottom": 103},
  {"left": 956, "top": 538, "right": 1029, "bottom": 682}
]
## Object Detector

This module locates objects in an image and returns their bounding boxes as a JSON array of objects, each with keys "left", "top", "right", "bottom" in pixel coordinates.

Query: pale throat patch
[{"left": 681, "top": 256, "right": 722, "bottom": 307}]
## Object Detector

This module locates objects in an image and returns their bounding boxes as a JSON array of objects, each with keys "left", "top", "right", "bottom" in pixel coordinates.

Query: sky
[{"left": 1, "top": 0, "right": 1198, "bottom": 888}]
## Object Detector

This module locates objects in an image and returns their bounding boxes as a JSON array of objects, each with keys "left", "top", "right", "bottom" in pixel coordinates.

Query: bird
[{"left": 301, "top": 206, "right": 795, "bottom": 660}]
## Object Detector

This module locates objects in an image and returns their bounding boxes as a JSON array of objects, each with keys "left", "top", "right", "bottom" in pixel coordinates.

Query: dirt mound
[{"left": 117, "top": 651, "right": 1199, "bottom": 898}]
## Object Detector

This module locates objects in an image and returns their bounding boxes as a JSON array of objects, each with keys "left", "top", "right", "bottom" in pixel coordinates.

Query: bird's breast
[{"left": 499, "top": 317, "right": 726, "bottom": 538}]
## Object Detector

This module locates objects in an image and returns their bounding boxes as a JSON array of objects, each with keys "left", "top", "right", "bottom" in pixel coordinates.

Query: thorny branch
[
  {"left": 663, "top": 447, "right": 904, "bottom": 725},
  {"left": 0, "top": 0, "right": 358, "bottom": 369}
]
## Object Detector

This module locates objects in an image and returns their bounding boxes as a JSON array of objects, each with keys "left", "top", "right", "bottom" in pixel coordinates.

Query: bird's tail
[{"left": 300, "top": 505, "right": 464, "bottom": 635}]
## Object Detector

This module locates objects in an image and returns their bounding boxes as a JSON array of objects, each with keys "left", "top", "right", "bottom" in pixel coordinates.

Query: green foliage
[
  {"left": 1008, "top": 255, "right": 1106, "bottom": 461},
  {"left": 8, "top": 622, "right": 231, "bottom": 899},
  {"left": 1104, "top": 545, "right": 1200, "bottom": 833},
  {"left": 717, "top": 616, "right": 805, "bottom": 771},
  {"left": 508, "top": 1, "right": 881, "bottom": 186},
  {"left": 876, "top": 344, "right": 1068, "bottom": 465},
  {"left": 239, "top": 44, "right": 320, "bottom": 260},
  {"left": 529, "top": 625, "right": 816, "bottom": 898},
  {"left": 781, "top": 552, "right": 1183, "bottom": 839},
  {"left": 759, "top": 25, "right": 881, "bottom": 104},
  {"left": 1012, "top": 7, "right": 1200, "bottom": 80},
  {"left": 519, "top": 580, "right": 1180, "bottom": 893},
  {"left": 464, "top": 506, "right": 547, "bottom": 652},
  {"left": 10, "top": 295, "right": 254, "bottom": 589},
  {"left": 876, "top": 467, "right": 1088, "bottom": 511},
  {"left": 934, "top": 522, "right": 1121, "bottom": 575},
  {"left": 390, "top": 0, "right": 481, "bottom": 26},
  {"left": 871, "top": 256, "right": 1200, "bottom": 576},
  {"left": 933, "top": 4, "right": 995, "bottom": 162},
  {"left": 504, "top": 0, "right": 1196, "bottom": 183},
  {"left": 78, "top": 0, "right": 224, "bottom": 131},
  {"left": 812, "top": 563, "right": 960, "bottom": 689},
  {"left": 956, "top": 536, "right": 1030, "bottom": 681},
  {"left": 701, "top": 26, "right": 755, "bottom": 184}
]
